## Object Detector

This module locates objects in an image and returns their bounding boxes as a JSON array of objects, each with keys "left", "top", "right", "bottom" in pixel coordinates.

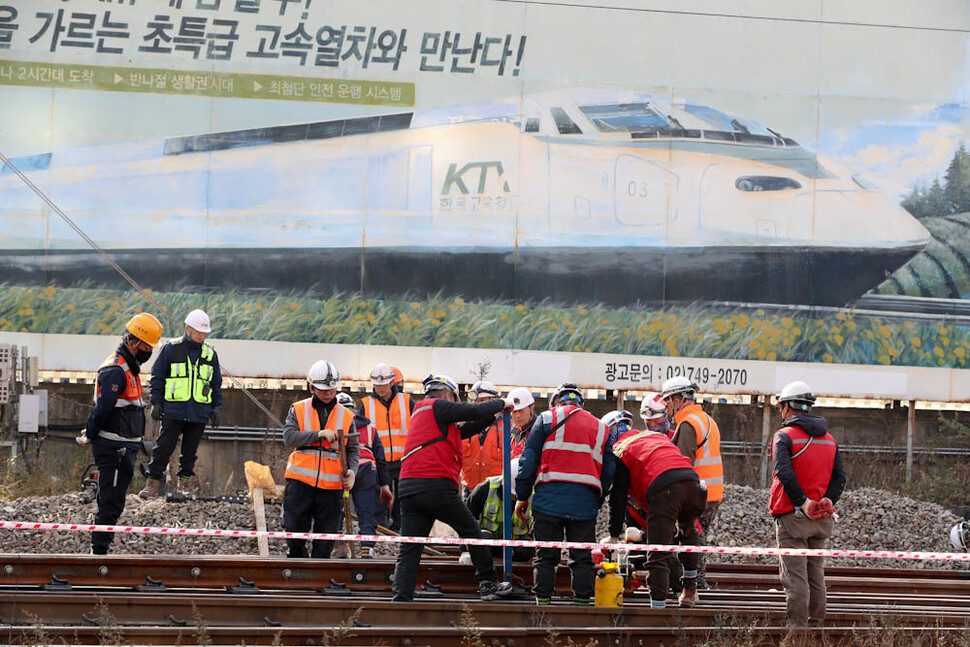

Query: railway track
[{"left": 0, "top": 554, "right": 968, "bottom": 645}]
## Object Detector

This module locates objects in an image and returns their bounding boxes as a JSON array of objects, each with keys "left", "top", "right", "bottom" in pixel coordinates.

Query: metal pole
[
  {"left": 501, "top": 411, "right": 512, "bottom": 579},
  {"left": 906, "top": 400, "right": 916, "bottom": 483},
  {"left": 759, "top": 395, "right": 772, "bottom": 488}
]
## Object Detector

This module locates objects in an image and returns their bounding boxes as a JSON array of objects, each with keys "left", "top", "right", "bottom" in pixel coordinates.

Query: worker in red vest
[
  {"left": 391, "top": 374, "right": 517, "bottom": 602},
  {"left": 770, "top": 381, "right": 845, "bottom": 627},
  {"left": 281, "top": 360, "right": 359, "bottom": 559},
  {"left": 607, "top": 427, "right": 707, "bottom": 609}
]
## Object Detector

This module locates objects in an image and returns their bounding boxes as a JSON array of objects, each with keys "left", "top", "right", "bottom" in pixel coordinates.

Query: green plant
[
  {"left": 319, "top": 606, "right": 363, "bottom": 646},
  {"left": 93, "top": 601, "right": 124, "bottom": 646},
  {"left": 458, "top": 604, "right": 484, "bottom": 647}
]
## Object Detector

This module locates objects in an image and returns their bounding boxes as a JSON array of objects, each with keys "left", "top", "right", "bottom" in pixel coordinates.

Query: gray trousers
[{"left": 775, "top": 512, "right": 834, "bottom": 626}]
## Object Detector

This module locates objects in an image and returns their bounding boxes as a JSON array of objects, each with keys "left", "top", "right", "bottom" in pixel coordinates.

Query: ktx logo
[{"left": 442, "top": 161, "right": 511, "bottom": 195}]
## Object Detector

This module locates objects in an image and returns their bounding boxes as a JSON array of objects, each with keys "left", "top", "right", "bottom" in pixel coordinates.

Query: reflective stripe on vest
[
  {"left": 94, "top": 354, "right": 145, "bottom": 408},
  {"left": 164, "top": 342, "right": 215, "bottom": 404},
  {"left": 480, "top": 476, "right": 531, "bottom": 538},
  {"left": 365, "top": 393, "right": 410, "bottom": 462},
  {"left": 535, "top": 406, "right": 607, "bottom": 493},
  {"left": 677, "top": 407, "right": 724, "bottom": 502},
  {"left": 358, "top": 424, "right": 377, "bottom": 465},
  {"left": 284, "top": 398, "right": 350, "bottom": 489}
]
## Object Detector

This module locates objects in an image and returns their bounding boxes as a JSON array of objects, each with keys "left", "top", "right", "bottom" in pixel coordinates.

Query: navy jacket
[{"left": 150, "top": 334, "right": 223, "bottom": 423}]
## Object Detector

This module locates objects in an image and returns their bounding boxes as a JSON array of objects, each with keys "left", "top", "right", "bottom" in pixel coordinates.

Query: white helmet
[
  {"left": 951, "top": 521, "right": 969, "bottom": 551},
  {"left": 551, "top": 382, "right": 584, "bottom": 407},
  {"left": 307, "top": 360, "right": 340, "bottom": 391},
  {"left": 335, "top": 392, "right": 355, "bottom": 408},
  {"left": 640, "top": 393, "right": 666, "bottom": 421},
  {"left": 422, "top": 373, "right": 459, "bottom": 399},
  {"left": 777, "top": 380, "right": 817, "bottom": 411},
  {"left": 184, "top": 309, "right": 212, "bottom": 333},
  {"left": 660, "top": 376, "right": 696, "bottom": 401},
  {"left": 601, "top": 409, "right": 634, "bottom": 430},
  {"left": 506, "top": 387, "right": 535, "bottom": 411},
  {"left": 468, "top": 380, "right": 499, "bottom": 401},
  {"left": 370, "top": 363, "right": 395, "bottom": 386}
]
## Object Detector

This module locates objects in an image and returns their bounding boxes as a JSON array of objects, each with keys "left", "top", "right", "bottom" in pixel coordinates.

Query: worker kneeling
[
  {"left": 462, "top": 459, "right": 535, "bottom": 564},
  {"left": 608, "top": 428, "right": 707, "bottom": 609}
]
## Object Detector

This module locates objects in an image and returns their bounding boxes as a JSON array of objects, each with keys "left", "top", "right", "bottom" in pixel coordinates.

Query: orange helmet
[
  {"left": 390, "top": 365, "right": 403, "bottom": 385},
  {"left": 125, "top": 313, "right": 163, "bottom": 347}
]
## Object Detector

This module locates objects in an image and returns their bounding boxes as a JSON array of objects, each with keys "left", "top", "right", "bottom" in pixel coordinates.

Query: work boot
[
  {"left": 479, "top": 580, "right": 514, "bottom": 601},
  {"left": 138, "top": 478, "right": 161, "bottom": 499},
  {"left": 678, "top": 587, "right": 697, "bottom": 608}
]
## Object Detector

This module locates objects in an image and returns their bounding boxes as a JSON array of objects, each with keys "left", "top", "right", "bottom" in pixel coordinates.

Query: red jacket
[
  {"left": 612, "top": 430, "right": 694, "bottom": 508},
  {"left": 400, "top": 398, "right": 464, "bottom": 487}
]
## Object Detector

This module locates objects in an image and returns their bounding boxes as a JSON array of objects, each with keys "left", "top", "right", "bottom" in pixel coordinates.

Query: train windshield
[
  {"left": 579, "top": 103, "right": 670, "bottom": 132},
  {"left": 682, "top": 104, "right": 773, "bottom": 137}
]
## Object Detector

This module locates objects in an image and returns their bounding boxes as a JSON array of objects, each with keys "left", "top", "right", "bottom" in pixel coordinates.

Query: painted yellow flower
[
  {"left": 823, "top": 353, "right": 833, "bottom": 362},
  {"left": 910, "top": 337, "right": 921, "bottom": 348}
]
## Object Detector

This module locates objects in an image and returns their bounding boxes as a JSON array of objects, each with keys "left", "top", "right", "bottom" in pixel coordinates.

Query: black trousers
[
  {"left": 645, "top": 478, "right": 708, "bottom": 602},
  {"left": 392, "top": 480, "right": 497, "bottom": 601},
  {"left": 91, "top": 441, "right": 138, "bottom": 552},
  {"left": 147, "top": 419, "right": 206, "bottom": 479},
  {"left": 376, "top": 460, "right": 402, "bottom": 532},
  {"left": 532, "top": 511, "right": 595, "bottom": 601},
  {"left": 281, "top": 478, "right": 343, "bottom": 558}
]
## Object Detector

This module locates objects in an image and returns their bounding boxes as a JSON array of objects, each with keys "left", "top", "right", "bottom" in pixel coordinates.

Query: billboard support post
[
  {"left": 760, "top": 396, "right": 772, "bottom": 488},
  {"left": 906, "top": 401, "right": 916, "bottom": 483}
]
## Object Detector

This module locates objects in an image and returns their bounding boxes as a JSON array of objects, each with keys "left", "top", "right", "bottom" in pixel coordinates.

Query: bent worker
[
  {"left": 79, "top": 313, "right": 162, "bottom": 555},
  {"left": 391, "top": 374, "right": 516, "bottom": 602},
  {"left": 771, "top": 381, "right": 846, "bottom": 627},
  {"left": 462, "top": 458, "right": 534, "bottom": 563},
  {"left": 515, "top": 382, "right": 615, "bottom": 606},
  {"left": 281, "top": 360, "right": 359, "bottom": 559},
  {"left": 607, "top": 425, "right": 707, "bottom": 608},
  {"left": 141, "top": 308, "right": 222, "bottom": 497}
]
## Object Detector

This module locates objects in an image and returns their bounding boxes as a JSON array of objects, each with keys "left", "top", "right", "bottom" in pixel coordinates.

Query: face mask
[{"left": 134, "top": 347, "right": 153, "bottom": 364}]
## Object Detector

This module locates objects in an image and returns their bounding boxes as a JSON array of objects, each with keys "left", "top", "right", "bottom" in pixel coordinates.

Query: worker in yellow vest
[
  {"left": 360, "top": 363, "right": 413, "bottom": 532},
  {"left": 281, "top": 360, "right": 359, "bottom": 559},
  {"left": 660, "top": 376, "right": 722, "bottom": 588}
]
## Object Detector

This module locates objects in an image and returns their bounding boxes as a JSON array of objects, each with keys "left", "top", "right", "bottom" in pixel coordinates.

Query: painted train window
[{"left": 579, "top": 103, "right": 669, "bottom": 133}]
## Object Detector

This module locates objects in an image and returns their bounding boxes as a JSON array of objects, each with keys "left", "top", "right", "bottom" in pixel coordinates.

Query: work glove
[
  {"left": 514, "top": 499, "right": 530, "bottom": 523},
  {"left": 624, "top": 527, "right": 644, "bottom": 543},
  {"left": 798, "top": 499, "right": 819, "bottom": 519},
  {"left": 379, "top": 485, "right": 394, "bottom": 509},
  {"left": 209, "top": 407, "right": 222, "bottom": 428},
  {"left": 599, "top": 535, "right": 619, "bottom": 544},
  {"left": 317, "top": 429, "right": 337, "bottom": 443},
  {"left": 151, "top": 406, "right": 162, "bottom": 421},
  {"left": 816, "top": 497, "right": 835, "bottom": 517},
  {"left": 458, "top": 551, "right": 473, "bottom": 566},
  {"left": 343, "top": 469, "right": 355, "bottom": 490},
  {"left": 502, "top": 396, "right": 517, "bottom": 411},
  {"left": 75, "top": 433, "right": 90, "bottom": 446}
]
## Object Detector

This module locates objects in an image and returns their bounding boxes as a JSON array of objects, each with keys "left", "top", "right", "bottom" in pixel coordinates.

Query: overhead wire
[{"left": 0, "top": 150, "right": 284, "bottom": 429}]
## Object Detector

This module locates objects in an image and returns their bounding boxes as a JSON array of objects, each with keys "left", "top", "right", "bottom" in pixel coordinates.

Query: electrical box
[{"left": 18, "top": 394, "right": 40, "bottom": 434}]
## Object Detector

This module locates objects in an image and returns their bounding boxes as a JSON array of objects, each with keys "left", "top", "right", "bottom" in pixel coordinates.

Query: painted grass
[{"left": 2, "top": 283, "right": 970, "bottom": 368}]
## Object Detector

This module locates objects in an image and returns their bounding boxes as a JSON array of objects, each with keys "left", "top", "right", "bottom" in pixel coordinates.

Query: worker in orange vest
[
  {"left": 460, "top": 380, "right": 505, "bottom": 491},
  {"left": 360, "top": 363, "right": 413, "bottom": 532},
  {"left": 660, "top": 376, "right": 722, "bottom": 589},
  {"left": 281, "top": 360, "right": 359, "bottom": 559}
]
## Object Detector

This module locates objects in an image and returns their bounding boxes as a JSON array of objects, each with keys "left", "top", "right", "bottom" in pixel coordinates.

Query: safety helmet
[
  {"left": 777, "top": 380, "right": 817, "bottom": 411},
  {"left": 184, "top": 309, "right": 211, "bottom": 333},
  {"left": 640, "top": 393, "right": 666, "bottom": 421},
  {"left": 391, "top": 366, "right": 404, "bottom": 384},
  {"left": 601, "top": 409, "right": 634, "bottom": 430},
  {"left": 951, "top": 521, "right": 969, "bottom": 551},
  {"left": 551, "top": 382, "right": 584, "bottom": 407},
  {"left": 468, "top": 380, "right": 499, "bottom": 401},
  {"left": 506, "top": 387, "right": 535, "bottom": 411},
  {"left": 307, "top": 360, "right": 340, "bottom": 391},
  {"left": 125, "top": 313, "right": 163, "bottom": 348},
  {"left": 335, "top": 392, "right": 355, "bottom": 408},
  {"left": 370, "top": 363, "right": 395, "bottom": 386},
  {"left": 660, "top": 376, "right": 697, "bottom": 401},
  {"left": 422, "top": 373, "right": 459, "bottom": 399}
]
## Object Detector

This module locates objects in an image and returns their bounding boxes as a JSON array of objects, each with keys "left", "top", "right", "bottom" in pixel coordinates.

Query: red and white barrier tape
[{"left": 0, "top": 520, "right": 967, "bottom": 561}]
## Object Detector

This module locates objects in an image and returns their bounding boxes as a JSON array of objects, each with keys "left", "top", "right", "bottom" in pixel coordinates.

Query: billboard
[{"left": 1, "top": 0, "right": 969, "bottom": 373}]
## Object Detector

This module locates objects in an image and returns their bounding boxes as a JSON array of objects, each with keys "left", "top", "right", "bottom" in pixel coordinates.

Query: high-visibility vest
[
  {"left": 535, "top": 405, "right": 608, "bottom": 494},
  {"left": 769, "top": 425, "right": 838, "bottom": 516},
  {"left": 363, "top": 392, "right": 411, "bottom": 463},
  {"left": 284, "top": 398, "right": 353, "bottom": 490},
  {"left": 92, "top": 352, "right": 146, "bottom": 443},
  {"left": 399, "top": 398, "right": 464, "bottom": 486},
  {"left": 164, "top": 340, "right": 216, "bottom": 404},
  {"left": 358, "top": 423, "right": 377, "bottom": 466},
  {"left": 673, "top": 403, "right": 723, "bottom": 502},
  {"left": 479, "top": 476, "right": 532, "bottom": 539},
  {"left": 613, "top": 429, "right": 694, "bottom": 509},
  {"left": 461, "top": 418, "right": 504, "bottom": 489}
]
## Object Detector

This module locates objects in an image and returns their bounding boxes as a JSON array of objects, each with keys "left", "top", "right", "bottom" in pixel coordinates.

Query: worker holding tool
[
  {"left": 78, "top": 313, "right": 162, "bottom": 555},
  {"left": 461, "top": 458, "right": 534, "bottom": 564},
  {"left": 461, "top": 380, "right": 506, "bottom": 491},
  {"left": 281, "top": 360, "right": 359, "bottom": 559},
  {"left": 515, "top": 382, "right": 615, "bottom": 607},
  {"left": 770, "top": 381, "right": 846, "bottom": 627},
  {"left": 140, "top": 309, "right": 222, "bottom": 498},
  {"left": 336, "top": 391, "right": 393, "bottom": 558},
  {"left": 607, "top": 425, "right": 707, "bottom": 609},
  {"left": 391, "top": 374, "right": 517, "bottom": 602},
  {"left": 360, "top": 363, "right": 413, "bottom": 533},
  {"left": 661, "top": 376, "right": 722, "bottom": 588}
]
